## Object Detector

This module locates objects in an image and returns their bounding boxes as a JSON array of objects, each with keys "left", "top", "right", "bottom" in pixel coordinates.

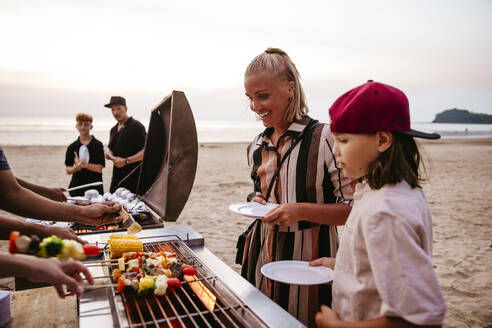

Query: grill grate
[{"left": 105, "top": 239, "right": 268, "bottom": 328}]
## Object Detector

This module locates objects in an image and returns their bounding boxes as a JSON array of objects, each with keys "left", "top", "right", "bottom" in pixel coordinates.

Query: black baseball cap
[{"left": 104, "top": 96, "right": 126, "bottom": 108}]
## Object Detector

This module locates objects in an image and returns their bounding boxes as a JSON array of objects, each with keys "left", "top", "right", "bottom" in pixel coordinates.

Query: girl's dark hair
[{"left": 366, "top": 133, "right": 426, "bottom": 189}]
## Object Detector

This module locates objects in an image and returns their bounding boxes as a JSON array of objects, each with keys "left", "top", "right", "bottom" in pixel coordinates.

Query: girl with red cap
[
  {"left": 240, "top": 48, "right": 353, "bottom": 327},
  {"left": 311, "top": 81, "right": 446, "bottom": 327}
]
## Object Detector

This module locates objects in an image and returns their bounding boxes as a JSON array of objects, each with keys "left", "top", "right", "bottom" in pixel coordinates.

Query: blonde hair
[
  {"left": 245, "top": 48, "right": 308, "bottom": 122},
  {"left": 76, "top": 113, "right": 93, "bottom": 123}
]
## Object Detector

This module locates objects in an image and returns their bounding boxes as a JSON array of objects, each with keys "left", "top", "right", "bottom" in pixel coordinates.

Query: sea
[{"left": 0, "top": 115, "right": 491, "bottom": 146}]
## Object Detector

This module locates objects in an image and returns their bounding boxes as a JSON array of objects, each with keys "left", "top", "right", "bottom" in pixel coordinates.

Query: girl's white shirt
[{"left": 332, "top": 180, "right": 446, "bottom": 326}]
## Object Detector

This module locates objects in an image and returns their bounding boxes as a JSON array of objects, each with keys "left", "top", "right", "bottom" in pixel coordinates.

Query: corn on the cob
[
  {"left": 109, "top": 239, "right": 143, "bottom": 259},
  {"left": 109, "top": 234, "right": 139, "bottom": 240}
]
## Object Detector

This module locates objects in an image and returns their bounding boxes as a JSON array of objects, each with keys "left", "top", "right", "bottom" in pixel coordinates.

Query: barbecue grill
[
  {"left": 73, "top": 90, "right": 199, "bottom": 235},
  {"left": 79, "top": 227, "right": 305, "bottom": 328}
]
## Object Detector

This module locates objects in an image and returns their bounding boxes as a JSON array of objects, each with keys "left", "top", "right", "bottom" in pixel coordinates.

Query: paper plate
[
  {"left": 261, "top": 260, "right": 333, "bottom": 285},
  {"left": 228, "top": 202, "right": 278, "bottom": 219}
]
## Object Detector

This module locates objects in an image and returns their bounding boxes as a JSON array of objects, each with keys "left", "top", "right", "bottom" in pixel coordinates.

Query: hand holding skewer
[{"left": 25, "top": 257, "right": 94, "bottom": 298}]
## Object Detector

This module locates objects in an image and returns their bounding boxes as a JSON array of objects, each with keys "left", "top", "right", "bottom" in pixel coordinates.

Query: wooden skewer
[
  {"left": 83, "top": 263, "right": 115, "bottom": 268},
  {"left": 84, "top": 275, "right": 112, "bottom": 280},
  {"left": 84, "top": 284, "right": 116, "bottom": 290},
  {"left": 83, "top": 259, "right": 117, "bottom": 264}
]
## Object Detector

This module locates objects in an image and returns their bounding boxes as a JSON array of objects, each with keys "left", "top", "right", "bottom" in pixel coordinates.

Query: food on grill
[
  {"left": 154, "top": 275, "right": 169, "bottom": 296},
  {"left": 110, "top": 247, "right": 200, "bottom": 297},
  {"left": 169, "top": 261, "right": 184, "bottom": 280},
  {"left": 114, "top": 251, "right": 170, "bottom": 276},
  {"left": 109, "top": 234, "right": 140, "bottom": 240},
  {"left": 108, "top": 235, "right": 143, "bottom": 259},
  {"left": 182, "top": 264, "right": 197, "bottom": 276},
  {"left": 138, "top": 275, "right": 156, "bottom": 295},
  {"left": 115, "top": 271, "right": 182, "bottom": 296},
  {"left": 9, "top": 231, "right": 100, "bottom": 260}
]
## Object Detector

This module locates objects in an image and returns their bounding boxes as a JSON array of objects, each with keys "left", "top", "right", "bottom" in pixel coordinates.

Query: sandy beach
[{"left": 1, "top": 139, "right": 491, "bottom": 327}]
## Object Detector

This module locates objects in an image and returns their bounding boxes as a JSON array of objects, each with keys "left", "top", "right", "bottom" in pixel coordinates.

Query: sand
[{"left": 1, "top": 139, "right": 491, "bottom": 328}]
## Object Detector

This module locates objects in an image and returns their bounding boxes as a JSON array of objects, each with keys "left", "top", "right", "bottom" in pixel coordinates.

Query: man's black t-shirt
[
  {"left": 65, "top": 136, "right": 105, "bottom": 196},
  {"left": 108, "top": 117, "right": 146, "bottom": 193}
]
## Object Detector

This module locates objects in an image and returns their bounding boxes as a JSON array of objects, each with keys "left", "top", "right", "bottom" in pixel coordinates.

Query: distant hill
[{"left": 432, "top": 109, "right": 492, "bottom": 124}]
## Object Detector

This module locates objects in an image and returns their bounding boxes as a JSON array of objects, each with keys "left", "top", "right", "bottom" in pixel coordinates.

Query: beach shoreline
[{"left": 1, "top": 138, "right": 491, "bottom": 327}]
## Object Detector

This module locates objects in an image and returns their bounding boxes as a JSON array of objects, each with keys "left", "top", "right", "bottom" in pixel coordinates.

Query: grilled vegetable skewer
[{"left": 9, "top": 231, "right": 101, "bottom": 260}]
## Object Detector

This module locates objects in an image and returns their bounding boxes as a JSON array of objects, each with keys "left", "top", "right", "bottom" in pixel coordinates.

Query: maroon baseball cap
[{"left": 329, "top": 80, "right": 440, "bottom": 139}]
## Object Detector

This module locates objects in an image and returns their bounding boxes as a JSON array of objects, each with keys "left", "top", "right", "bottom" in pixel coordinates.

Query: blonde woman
[{"left": 239, "top": 48, "right": 353, "bottom": 326}]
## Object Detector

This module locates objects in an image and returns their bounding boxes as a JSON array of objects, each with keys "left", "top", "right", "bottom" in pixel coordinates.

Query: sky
[{"left": 0, "top": 0, "right": 491, "bottom": 123}]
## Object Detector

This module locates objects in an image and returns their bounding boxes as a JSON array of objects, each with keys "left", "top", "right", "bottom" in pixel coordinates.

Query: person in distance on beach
[
  {"left": 104, "top": 96, "right": 146, "bottom": 193},
  {"left": 239, "top": 48, "right": 353, "bottom": 327},
  {"left": 311, "top": 81, "right": 446, "bottom": 328},
  {"left": 65, "top": 113, "right": 105, "bottom": 197}
]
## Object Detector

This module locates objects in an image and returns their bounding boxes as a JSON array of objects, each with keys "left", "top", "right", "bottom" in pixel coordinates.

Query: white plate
[
  {"left": 228, "top": 202, "right": 278, "bottom": 218},
  {"left": 261, "top": 260, "right": 333, "bottom": 285}
]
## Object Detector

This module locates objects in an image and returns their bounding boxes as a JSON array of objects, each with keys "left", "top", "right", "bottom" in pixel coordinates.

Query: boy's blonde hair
[
  {"left": 76, "top": 113, "right": 93, "bottom": 123},
  {"left": 245, "top": 48, "right": 308, "bottom": 122}
]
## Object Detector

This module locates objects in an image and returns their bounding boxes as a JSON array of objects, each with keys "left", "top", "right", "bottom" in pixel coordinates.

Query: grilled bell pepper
[
  {"left": 117, "top": 276, "right": 126, "bottom": 293},
  {"left": 9, "top": 231, "right": 20, "bottom": 254},
  {"left": 40, "top": 236, "right": 64, "bottom": 257},
  {"left": 138, "top": 275, "right": 156, "bottom": 295}
]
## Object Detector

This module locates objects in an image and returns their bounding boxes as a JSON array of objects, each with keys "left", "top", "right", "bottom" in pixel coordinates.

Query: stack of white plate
[{"left": 0, "top": 290, "right": 11, "bottom": 326}]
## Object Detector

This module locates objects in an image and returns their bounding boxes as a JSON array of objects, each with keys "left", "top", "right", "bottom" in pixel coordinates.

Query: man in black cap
[{"left": 104, "top": 96, "right": 146, "bottom": 193}]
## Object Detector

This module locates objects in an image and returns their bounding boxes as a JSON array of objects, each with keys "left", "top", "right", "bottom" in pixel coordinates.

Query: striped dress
[{"left": 241, "top": 116, "right": 353, "bottom": 327}]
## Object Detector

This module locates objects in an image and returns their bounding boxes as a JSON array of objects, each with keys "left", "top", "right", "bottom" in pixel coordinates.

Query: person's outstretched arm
[
  {"left": 16, "top": 177, "right": 67, "bottom": 202},
  {"left": 0, "top": 216, "right": 86, "bottom": 243},
  {"left": 0, "top": 253, "right": 94, "bottom": 298},
  {"left": 0, "top": 169, "right": 121, "bottom": 226}
]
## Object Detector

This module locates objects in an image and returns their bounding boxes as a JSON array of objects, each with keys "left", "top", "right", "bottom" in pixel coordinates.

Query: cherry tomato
[
  {"left": 117, "top": 276, "right": 125, "bottom": 293},
  {"left": 182, "top": 265, "right": 197, "bottom": 276},
  {"left": 83, "top": 244, "right": 100, "bottom": 256},
  {"left": 9, "top": 231, "right": 20, "bottom": 254},
  {"left": 167, "top": 278, "right": 181, "bottom": 290}
]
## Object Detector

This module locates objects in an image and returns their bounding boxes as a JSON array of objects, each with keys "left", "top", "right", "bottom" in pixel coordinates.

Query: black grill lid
[{"left": 136, "top": 91, "right": 198, "bottom": 222}]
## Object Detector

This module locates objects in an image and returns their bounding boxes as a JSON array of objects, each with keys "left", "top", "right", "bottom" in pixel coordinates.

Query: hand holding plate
[{"left": 262, "top": 203, "right": 301, "bottom": 227}]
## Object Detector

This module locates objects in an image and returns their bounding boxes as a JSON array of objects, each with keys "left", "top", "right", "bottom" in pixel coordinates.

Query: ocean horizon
[{"left": 1, "top": 115, "right": 491, "bottom": 146}]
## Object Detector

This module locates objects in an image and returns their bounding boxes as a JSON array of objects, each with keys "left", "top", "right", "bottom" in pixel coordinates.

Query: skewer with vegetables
[
  {"left": 9, "top": 231, "right": 101, "bottom": 260},
  {"left": 111, "top": 249, "right": 197, "bottom": 296}
]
